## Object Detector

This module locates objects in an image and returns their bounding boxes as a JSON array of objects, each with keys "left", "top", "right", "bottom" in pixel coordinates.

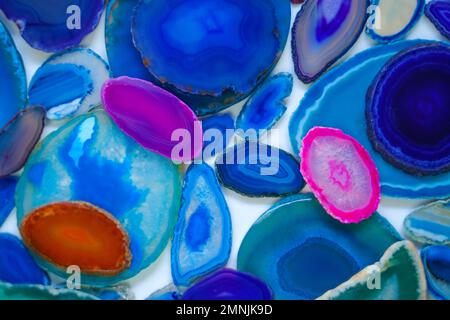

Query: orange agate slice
[{"left": 20, "top": 201, "right": 131, "bottom": 276}]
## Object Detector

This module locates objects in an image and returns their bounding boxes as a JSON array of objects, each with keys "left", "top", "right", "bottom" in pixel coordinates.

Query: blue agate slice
[
  {"left": 0, "top": 0, "right": 105, "bottom": 52},
  {"left": 0, "top": 177, "right": 17, "bottom": 227},
  {"left": 0, "top": 21, "right": 26, "bottom": 129},
  {"left": 15, "top": 110, "right": 182, "bottom": 286},
  {"left": 426, "top": 0, "right": 450, "bottom": 40},
  {"left": 421, "top": 245, "right": 450, "bottom": 299},
  {"left": 236, "top": 73, "right": 293, "bottom": 137},
  {"left": 0, "top": 233, "right": 49, "bottom": 285},
  {"left": 28, "top": 48, "right": 110, "bottom": 120},
  {"left": 289, "top": 40, "right": 450, "bottom": 198},
  {"left": 131, "top": 0, "right": 291, "bottom": 116},
  {"left": 216, "top": 142, "right": 305, "bottom": 197},
  {"left": 0, "top": 282, "right": 97, "bottom": 300},
  {"left": 292, "top": 0, "right": 369, "bottom": 83},
  {"left": 146, "top": 284, "right": 181, "bottom": 300},
  {"left": 237, "top": 194, "right": 401, "bottom": 300},
  {"left": 172, "top": 164, "right": 232, "bottom": 287},
  {"left": 202, "top": 113, "right": 234, "bottom": 158}
]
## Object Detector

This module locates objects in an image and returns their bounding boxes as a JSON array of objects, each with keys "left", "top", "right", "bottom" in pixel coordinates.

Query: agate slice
[
  {"left": 319, "top": 241, "right": 426, "bottom": 300},
  {"left": 0, "top": 233, "right": 49, "bottom": 285},
  {"left": 16, "top": 110, "right": 182, "bottom": 286},
  {"left": 290, "top": 40, "right": 450, "bottom": 198},
  {"left": 171, "top": 164, "right": 232, "bottom": 287},
  {"left": 404, "top": 199, "right": 450, "bottom": 246},
  {"left": 29, "top": 48, "right": 110, "bottom": 120},
  {"left": 291, "top": 0, "right": 369, "bottom": 83},
  {"left": 366, "top": 0, "right": 424, "bottom": 43},
  {"left": 216, "top": 142, "right": 305, "bottom": 197},
  {"left": 132, "top": 0, "right": 291, "bottom": 116},
  {"left": 0, "top": 176, "right": 17, "bottom": 227},
  {"left": 0, "top": 0, "right": 104, "bottom": 52},
  {"left": 237, "top": 194, "right": 401, "bottom": 299},
  {"left": 426, "top": 0, "right": 450, "bottom": 39},
  {"left": 0, "top": 107, "right": 45, "bottom": 177},
  {"left": 0, "top": 282, "right": 97, "bottom": 300},
  {"left": 421, "top": 245, "right": 450, "bottom": 299},
  {"left": 183, "top": 269, "right": 272, "bottom": 300},
  {"left": 236, "top": 73, "right": 293, "bottom": 137},
  {"left": 0, "top": 21, "right": 26, "bottom": 129},
  {"left": 300, "top": 127, "right": 380, "bottom": 224},
  {"left": 366, "top": 43, "right": 450, "bottom": 176},
  {"left": 102, "top": 77, "right": 203, "bottom": 163},
  {"left": 202, "top": 113, "right": 234, "bottom": 158},
  {"left": 146, "top": 285, "right": 181, "bottom": 300}
]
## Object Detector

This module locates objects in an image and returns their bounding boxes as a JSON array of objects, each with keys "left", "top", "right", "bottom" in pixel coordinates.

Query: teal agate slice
[
  {"left": 15, "top": 110, "right": 182, "bottom": 286},
  {"left": 237, "top": 194, "right": 401, "bottom": 300},
  {"left": 289, "top": 40, "right": 450, "bottom": 198},
  {"left": 0, "top": 282, "right": 97, "bottom": 300}
]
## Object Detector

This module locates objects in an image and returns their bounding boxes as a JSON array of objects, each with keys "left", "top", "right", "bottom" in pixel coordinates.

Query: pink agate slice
[
  {"left": 300, "top": 127, "right": 381, "bottom": 224},
  {"left": 102, "top": 77, "right": 203, "bottom": 162}
]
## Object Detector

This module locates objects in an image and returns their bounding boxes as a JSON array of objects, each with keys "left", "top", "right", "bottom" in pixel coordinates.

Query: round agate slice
[
  {"left": 300, "top": 127, "right": 380, "bottom": 224},
  {"left": 131, "top": 0, "right": 291, "bottom": 116},
  {"left": 16, "top": 110, "right": 182, "bottom": 286},
  {"left": 421, "top": 245, "right": 450, "bottom": 299},
  {"left": 237, "top": 194, "right": 401, "bottom": 300},
  {"left": 366, "top": 44, "right": 450, "bottom": 176}
]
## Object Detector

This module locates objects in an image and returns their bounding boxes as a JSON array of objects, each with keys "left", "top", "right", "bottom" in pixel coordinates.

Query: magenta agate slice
[
  {"left": 292, "top": 0, "right": 369, "bottom": 83},
  {"left": 102, "top": 77, "right": 203, "bottom": 162},
  {"left": 300, "top": 127, "right": 380, "bottom": 224},
  {"left": 426, "top": 0, "right": 450, "bottom": 39}
]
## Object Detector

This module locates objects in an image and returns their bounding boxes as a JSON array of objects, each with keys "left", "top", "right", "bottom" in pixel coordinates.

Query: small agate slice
[
  {"left": 404, "top": 199, "right": 450, "bottom": 246},
  {"left": 0, "top": 0, "right": 105, "bottom": 52},
  {"left": 300, "top": 127, "right": 380, "bottom": 224},
  {"left": 319, "top": 241, "right": 426, "bottom": 300},
  {"left": 292, "top": 0, "right": 369, "bottom": 83},
  {"left": 102, "top": 77, "right": 203, "bottom": 163},
  {"left": 366, "top": 0, "right": 424, "bottom": 43},
  {"left": 0, "top": 177, "right": 17, "bottom": 227},
  {"left": 421, "top": 245, "right": 450, "bottom": 299},
  {"left": 146, "top": 284, "right": 181, "bottom": 301},
  {"left": 202, "top": 113, "right": 234, "bottom": 158},
  {"left": 0, "top": 107, "right": 45, "bottom": 178},
  {"left": 183, "top": 269, "right": 272, "bottom": 300},
  {"left": 366, "top": 44, "right": 450, "bottom": 176},
  {"left": 0, "top": 282, "right": 97, "bottom": 300},
  {"left": 0, "top": 233, "right": 49, "bottom": 285},
  {"left": 236, "top": 73, "right": 293, "bottom": 137},
  {"left": 171, "top": 164, "right": 232, "bottom": 287},
  {"left": 426, "top": 0, "right": 450, "bottom": 39}
]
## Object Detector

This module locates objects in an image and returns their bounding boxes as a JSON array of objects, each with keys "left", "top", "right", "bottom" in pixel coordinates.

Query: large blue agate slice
[
  {"left": 237, "top": 194, "right": 401, "bottom": 300},
  {"left": 15, "top": 110, "right": 182, "bottom": 286},
  {"left": 291, "top": 0, "right": 369, "bottom": 83},
  {"left": 171, "top": 164, "right": 232, "bottom": 287},
  {"left": 216, "top": 142, "right": 305, "bottom": 198},
  {"left": 426, "top": 0, "right": 450, "bottom": 40},
  {"left": 28, "top": 48, "right": 110, "bottom": 120},
  {"left": 202, "top": 113, "right": 234, "bottom": 158},
  {"left": 289, "top": 40, "right": 450, "bottom": 198},
  {"left": 0, "top": 177, "right": 16, "bottom": 226},
  {"left": 0, "top": 282, "right": 97, "bottom": 300},
  {"left": 236, "top": 73, "right": 293, "bottom": 137},
  {"left": 0, "top": 21, "right": 26, "bottom": 129},
  {"left": 0, "top": 233, "right": 49, "bottom": 285},
  {"left": 421, "top": 245, "right": 450, "bottom": 299},
  {"left": 0, "top": 0, "right": 105, "bottom": 52},
  {"left": 131, "top": 0, "right": 291, "bottom": 116}
]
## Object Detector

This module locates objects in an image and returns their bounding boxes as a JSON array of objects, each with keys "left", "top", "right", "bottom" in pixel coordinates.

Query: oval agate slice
[
  {"left": 319, "top": 241, "right": 426, "bottom": 300},
  {"left": 421, "top": 245, "right": 450, "bottom": 299},
  {"left": 132, "top": 0, "right": 291, "bottom": 116},
  {"left": 0, "top": 176, "right": 17, "bottom": 227},
  {"left": 16, "top": 110, "right": 182, "bottom": 286},
  {"left": 0, "top": 282, "right": 97, "bottom": 300},
  {"left": 0, "top": 0, "right": 104, "bottom": 52},
  {"left": 183, "top": 269, "right": 272, "bottom": 300},
  {"left": 426, "top": 0, "right": 450, "bottom": 40},
  {"left": 237, "top": 194, "right": 401, "bottom": 300},
  {"left": 0, "top": 107, "right": 45, "bottom": 178},
  {"left": 300, "top": 127, "right": 380, "bottom": 224},
  {"left": 366, "top": 43, "right": 450, "bottom": 176},
  {"left": 171, "top": 164, "right": 232, "bottom": 287},
  {"left": 202, "top": 113, "right": 235, "bottom": 158},
  {"left": 291, "top": 0, "right": 369, "bottom": 83}
]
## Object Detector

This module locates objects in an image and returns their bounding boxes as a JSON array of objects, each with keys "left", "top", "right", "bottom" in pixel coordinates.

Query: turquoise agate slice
[
  {"left": 289, "top": 40, "right": 450, "bottom": 198},
  {"left": 15, "top": 110, "right": 182, "bottom": 286},
  {"left": 237, "top": 194, "right": 401, "bottom": 300},
  {"left": 0, "top": 177, "right": 17, "bottom": 227},
  {"left": 0, "top": 282, "right": 97, "bottom": 300},
  {"left": 171, "top": 164, "right": 232, "bottom": 287},
  {"left": 421, "top": 245, "right": 450, "bottom": 299}
]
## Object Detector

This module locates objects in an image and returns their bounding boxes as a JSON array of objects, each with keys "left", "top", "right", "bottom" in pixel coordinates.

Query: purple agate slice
[
  {"left": 183, "top": 269, "right": 272, "bottom": 300},
  {"left": 102, "top": 77, "right": 203, "bottom": 163},
  {"left": 426, "top": 0, "right": 450, "bottom": 39},
  {"left": 292, "top": 0, "right": 369, "bottom": 83}
]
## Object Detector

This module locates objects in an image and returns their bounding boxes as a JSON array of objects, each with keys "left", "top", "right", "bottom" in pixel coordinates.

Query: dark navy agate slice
[
  {"left": 0, "top": 0, "right": 105, "bottom": 52},
  {"left": 201, "top": 113, "right": 235, "bottom": 158},
  {"left": 426, "top": 0, "right": 450, "bottom": 39},
  {"left": 216, "top": 142, "right": 305, "bottom": 198},
  {"left": 0, "top": 176, "right": 17, "bottom": 227},
  {"left": 183, "top": 269, "right": 272, "bottom": 300},
  {"left": 366, "top": 43, "right": 450, "bottom": 176},
  {"left": 421, "top": 245, "right": 450, "bottom": 299},
  {"left": 292, "top": 0, "right": 369, "bottom": 83},
  {"left": 0, "top": 233, "right": 49, "bottom": 285},
  {"left": 132, "top": 0, "right": 291, "bottom": 116}
]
